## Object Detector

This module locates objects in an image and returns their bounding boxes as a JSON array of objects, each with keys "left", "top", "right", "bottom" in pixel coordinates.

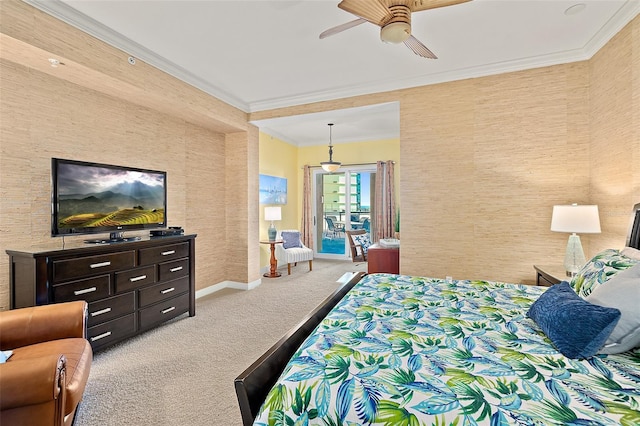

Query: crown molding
[
  {"left": 23, "top": 0, "right": 640, "bottom": 115},
  {"left": 250, "top": 2, "right": 640, "bottom": 112},
  {"left": 22, "top": 0, "right": 250, "bottom": 112}
]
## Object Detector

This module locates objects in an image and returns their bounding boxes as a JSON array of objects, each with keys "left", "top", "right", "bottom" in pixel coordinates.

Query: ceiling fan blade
[
  {"left": 411, "top": 0, "right": 472, "bottom": 12},
  {"left": 319, "top": 18, "right": 367, "bottom": 39},
  {"left": 404, "top": 35, "right": 437, "bottom": 59},
  {"left": 338, "top": 0, "right": 393, "bottom": 26}
]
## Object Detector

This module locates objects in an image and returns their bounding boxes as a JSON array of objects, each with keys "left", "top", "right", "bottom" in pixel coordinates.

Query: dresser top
[{"left": 6, "top": 234, "right": 197, "bottom": 258}]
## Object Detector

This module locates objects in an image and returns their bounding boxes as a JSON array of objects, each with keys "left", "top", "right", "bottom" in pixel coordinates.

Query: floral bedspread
[{"left": 254, "top": 273, "right": 640, "bottom": 426}]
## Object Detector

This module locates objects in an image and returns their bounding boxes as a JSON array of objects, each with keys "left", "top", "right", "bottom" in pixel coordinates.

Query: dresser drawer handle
[
  {"left": 129, "top": 275, "right": 147, "bottom": 282},
  {"left": 169, "top": 266, "right": 183, "bottom": 273},
  {"left": 161, "top": 250, "right": 176, "bottom": 256},
  {"left": 74, "top": 287, "right": 97, "bottom": 296},
  {"left": 91, "top": 307, "right": 112, "bottom": 317},
  {"left": 161, "top": 306, "right": 176, "bottom": 314},
  {"left": 161, "top": 287, "right": 175, "bottom": 294},
  {"left": 90, "top": 331, "right": 112, "bottom": 342},
  {"left": 90, "top": 261, "right": 111, "bottom": 269}
]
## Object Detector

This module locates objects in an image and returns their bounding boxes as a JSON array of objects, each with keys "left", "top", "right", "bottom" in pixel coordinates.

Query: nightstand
[
  {"left": 533, "top": 265, "right": 570, "bottom": 287},
  {"left": 367, "top": 243, "right": 399, "bottom": 274}
]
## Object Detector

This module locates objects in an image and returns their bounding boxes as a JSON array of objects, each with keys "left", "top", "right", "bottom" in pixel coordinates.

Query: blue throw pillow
[
  {"left": 353, "top": 233, "right": 371, "bottom": 254},
  {"left": 281, "top": 231, "right": 302, "bottom": 249},
  {"left": 526, "top": 281, "right": 621, "bottom": 359}
]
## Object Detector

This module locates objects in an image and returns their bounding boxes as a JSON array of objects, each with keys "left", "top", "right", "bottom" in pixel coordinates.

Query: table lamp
[
  {"left": 264, "top": 206, "right": 281, "bottom": 241},
  {"left": 551, "top": 204, "right": 601, "bottom": 276}
]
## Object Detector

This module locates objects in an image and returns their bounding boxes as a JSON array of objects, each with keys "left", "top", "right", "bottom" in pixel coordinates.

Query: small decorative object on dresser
[{"left": 6, "top": 234, "right": 196, "bottom": 352}]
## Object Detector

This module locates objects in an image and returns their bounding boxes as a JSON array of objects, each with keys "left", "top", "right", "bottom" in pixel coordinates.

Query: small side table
[
  {"left": 533, "top": 265, "right": 569, "bottom": 287},
  {"left": 368, "top": 243, "right": 400, "bottom": 274},
  {"left": 261, "top": 240, "right": 283, "bottom": 278}
]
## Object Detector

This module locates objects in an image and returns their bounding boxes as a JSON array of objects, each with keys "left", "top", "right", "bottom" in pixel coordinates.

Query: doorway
[{"left": 313, "top": 166, "right": 375, "bottom": 259}]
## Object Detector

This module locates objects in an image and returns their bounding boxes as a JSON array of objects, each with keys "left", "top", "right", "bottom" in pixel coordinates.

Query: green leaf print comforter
[{"left": 254, "top": 273, "right": 640, "bottom": 426}]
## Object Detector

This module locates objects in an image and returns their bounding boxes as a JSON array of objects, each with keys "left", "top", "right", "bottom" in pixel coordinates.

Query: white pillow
[
  {"left": 621, "top": 246, "right": 640, "bottom": 261},
  {"left": 587, "top": 262, "right": 640, "bottom": 354}
]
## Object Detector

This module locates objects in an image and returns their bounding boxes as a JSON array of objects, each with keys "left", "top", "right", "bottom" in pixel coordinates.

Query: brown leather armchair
[{"left": 0, "top": 301, "right": 93, "bottom": 426}]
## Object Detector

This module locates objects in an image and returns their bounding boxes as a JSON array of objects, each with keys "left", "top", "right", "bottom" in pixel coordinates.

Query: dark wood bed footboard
[{"left": 234, "top": 271, "right": 366, "bottom": 426}]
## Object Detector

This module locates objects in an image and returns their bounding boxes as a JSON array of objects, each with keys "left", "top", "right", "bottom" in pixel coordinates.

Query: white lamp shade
[
  {"left": 551, "top": 204, "right": 601, "bottom": 234},
  {"left": 264, "top": 206, "right": 281, "bottom": 221},
  {"left": 321, "top": 162, "right": 341, "bottom": 173}
]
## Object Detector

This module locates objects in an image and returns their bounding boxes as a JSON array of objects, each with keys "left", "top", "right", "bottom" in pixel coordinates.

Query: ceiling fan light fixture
[
  {"left": 320, "top": 123, "right": 341, "bottom": 173},
  {"left": 380, "top": 21, "right": 411, "bottom": 44}
]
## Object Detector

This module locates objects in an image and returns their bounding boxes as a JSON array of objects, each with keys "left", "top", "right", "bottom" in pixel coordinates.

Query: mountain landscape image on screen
[{"left": 57, "top": 163, "right": 165, "bottom": 229}]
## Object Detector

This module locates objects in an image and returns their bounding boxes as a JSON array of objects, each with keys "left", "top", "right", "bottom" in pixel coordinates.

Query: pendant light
[{"left": 320, "top": 123, "right": 341, "bottom": 173}]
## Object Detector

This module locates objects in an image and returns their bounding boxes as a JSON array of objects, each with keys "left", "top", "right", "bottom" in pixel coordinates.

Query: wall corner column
[{"left": 225, "top": 126, "right": 261, "bottom": 284}]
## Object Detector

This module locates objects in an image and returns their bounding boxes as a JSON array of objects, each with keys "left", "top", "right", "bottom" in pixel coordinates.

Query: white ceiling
[{"left": 26, "top": 0, "right": 639, "bottom": 146}]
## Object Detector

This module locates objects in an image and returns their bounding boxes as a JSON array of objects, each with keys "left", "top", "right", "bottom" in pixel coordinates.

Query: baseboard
[{"left": 195, "top": 278, "right": 262, "bottom": 299}]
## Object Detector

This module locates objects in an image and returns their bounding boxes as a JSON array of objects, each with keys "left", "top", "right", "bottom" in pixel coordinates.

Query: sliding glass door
[{"left": 313, "top": 166, "right": 375, "bottom": 259}]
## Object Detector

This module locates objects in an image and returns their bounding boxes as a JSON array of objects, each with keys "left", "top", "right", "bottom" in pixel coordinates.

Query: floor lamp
[{"left": 551, "top": 204, "right": 601, "bottom": 276}]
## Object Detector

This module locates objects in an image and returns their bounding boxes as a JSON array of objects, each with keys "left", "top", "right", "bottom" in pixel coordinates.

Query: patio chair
[
  {"left": 346, "top": 229, "right": 370, "bottom": 262},
  {"left": 325, "top": 217, "right": 344, "bottom": 238}
]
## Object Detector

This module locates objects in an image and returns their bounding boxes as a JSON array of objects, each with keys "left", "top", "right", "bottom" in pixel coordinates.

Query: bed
[{"left": 235, "top": 204, "right": 640, "bottom": 425}]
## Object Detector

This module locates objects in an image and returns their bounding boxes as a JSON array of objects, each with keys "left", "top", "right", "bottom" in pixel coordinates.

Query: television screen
[{"left": 52, "top": 158, "right": 167, "bottom": 238}]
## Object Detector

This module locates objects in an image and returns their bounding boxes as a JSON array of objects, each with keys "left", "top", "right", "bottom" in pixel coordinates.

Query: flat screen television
[{"left": 51, "top": 158, "right": 167, "bottom": 242}]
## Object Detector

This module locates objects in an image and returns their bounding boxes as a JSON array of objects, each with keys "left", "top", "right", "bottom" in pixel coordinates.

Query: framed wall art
[{"left": 259, "top": 174, "right": 287, "bottom": 205}]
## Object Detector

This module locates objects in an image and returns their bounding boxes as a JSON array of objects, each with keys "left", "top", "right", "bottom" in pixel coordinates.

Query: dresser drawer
[
  {"left": 115, "top": 265, "right": 156, "bottom": 294},
  {"left": 88, "top": 313, "right": 136, "bottom": 350},
  {"left": 53, "top": 275, "right": 111, "bottom": 303},
  {"left": 139, "top": 242, "right": 189, "bottom": 266},
  {"left": 53, "top": 251, "right": 135, "bottom": 282},
  {"left": 158, "top": 258, "right": 189, "bottom": 282},
  {"left": 138, "top": 276, "right": 189, "bottom": 308},
  {"left": 87, "top": 292, "right": 136, "bottom": 328},
  {"left": 139, "top": 292, "right": 189, "bottom": 331}
]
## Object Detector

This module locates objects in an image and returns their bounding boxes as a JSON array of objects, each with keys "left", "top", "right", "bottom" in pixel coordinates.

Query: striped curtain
[
  {"left": 373, "top": 161, "right": 396, "bottom": 242},
  {"left": 301, "top": 165, "right": 313, "bottom": 247}
]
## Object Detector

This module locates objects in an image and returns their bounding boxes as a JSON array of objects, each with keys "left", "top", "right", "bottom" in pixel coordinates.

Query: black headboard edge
[{"left": 626, "top": 203, "right": 640, "bottom": 250}]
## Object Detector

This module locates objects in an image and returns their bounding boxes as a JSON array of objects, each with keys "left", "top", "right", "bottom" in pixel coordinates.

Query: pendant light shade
[{"left": 320, "top": 123, "right": 341, "bottom": 173}]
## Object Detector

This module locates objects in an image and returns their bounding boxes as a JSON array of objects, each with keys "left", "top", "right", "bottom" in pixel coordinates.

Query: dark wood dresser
[{"left": 7, "top": 234, "right": 196, "bottom": 351}]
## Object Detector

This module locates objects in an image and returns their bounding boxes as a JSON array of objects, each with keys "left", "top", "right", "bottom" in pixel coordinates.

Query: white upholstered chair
[{"left": 275, "top": 230, "right": 313, "bottom": 275}]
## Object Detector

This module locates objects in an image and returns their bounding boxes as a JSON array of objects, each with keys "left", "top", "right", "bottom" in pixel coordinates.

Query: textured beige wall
[
  {"left": 589, "top": 17, "right": 640, "bottom": 252},
  {"left": 252, "top": 16, "right": 640, "bottom": 285},
  {"left": 226, "top": 129, "right": 261, "bottom": 284},
  {"left": 398, "top": 64, "right": 593, "bottom": 283},
  {"left": 0, "top": 0, "right": 258, "bottom": 310}
]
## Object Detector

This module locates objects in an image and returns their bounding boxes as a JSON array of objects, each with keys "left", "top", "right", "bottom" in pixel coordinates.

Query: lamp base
[
  {"left": 268, "top": 224, "right": 277, "bottom": 241},
  {"left": 564, "top": 233, "right": 586, "bottom": 276}
]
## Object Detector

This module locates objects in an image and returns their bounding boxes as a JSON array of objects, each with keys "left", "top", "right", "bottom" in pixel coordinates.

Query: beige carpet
[{"left": 74, "top": 259, "right": 367, "bottom": 426}]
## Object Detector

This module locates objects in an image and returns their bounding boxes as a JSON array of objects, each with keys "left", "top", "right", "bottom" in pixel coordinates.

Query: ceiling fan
[{"left": 320, "top": 0, "right": 472, "bottom": 59}]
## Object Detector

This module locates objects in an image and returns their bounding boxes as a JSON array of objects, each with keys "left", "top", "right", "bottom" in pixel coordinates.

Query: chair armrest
[
  {"left": 274, "top": 242, "right": 287, "bottom": 261},
  {"left": 0, "top": 354, "right": 66, "bottom": 410},
  {"left": 352, "top": 244, "right": 367, "bottom": 260},
  {"left": 0, "top": 301, "right": 87, "bottom": 349}
]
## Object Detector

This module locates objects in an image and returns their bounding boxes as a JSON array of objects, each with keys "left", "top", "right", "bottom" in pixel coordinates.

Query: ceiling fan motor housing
[{"left": 380, "top": 5, "right": 411, "bottom": 44}]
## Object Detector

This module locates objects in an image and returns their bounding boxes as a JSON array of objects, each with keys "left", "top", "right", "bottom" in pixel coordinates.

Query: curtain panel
[
  {"left": 374, "top": 161, "right": 396, "bottom": 242},
  {"left": 301, "top": 165, "right": 313, "bottom": 247}
]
